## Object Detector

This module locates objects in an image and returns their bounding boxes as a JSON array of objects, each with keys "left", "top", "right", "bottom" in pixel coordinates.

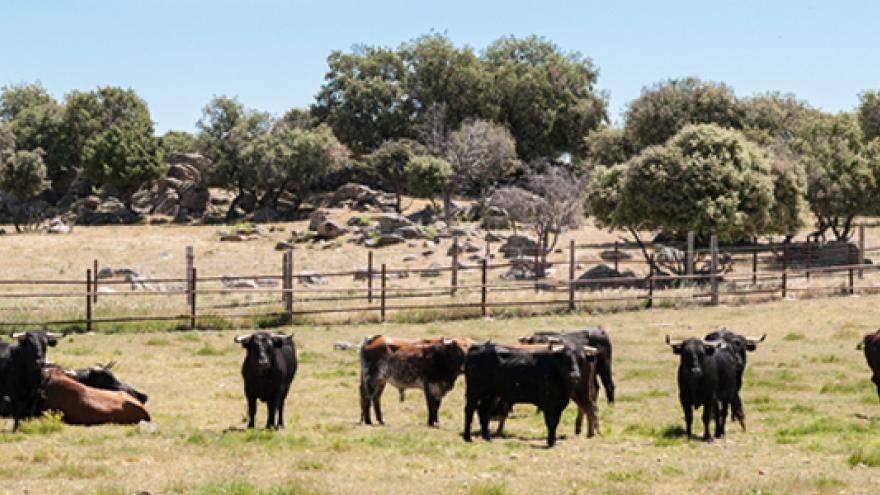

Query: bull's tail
[{"left": 732, "top": 396, "right": 746, "bottom": 432}]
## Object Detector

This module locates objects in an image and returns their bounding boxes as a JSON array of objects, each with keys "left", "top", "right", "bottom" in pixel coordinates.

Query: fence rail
[{"left": 0, "top": 230, "right": 877, "bottom": 330}]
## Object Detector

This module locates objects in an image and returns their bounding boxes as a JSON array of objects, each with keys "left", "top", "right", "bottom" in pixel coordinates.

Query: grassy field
[{"left": 1, "top": 295, "right": 880, "bottom": 494}]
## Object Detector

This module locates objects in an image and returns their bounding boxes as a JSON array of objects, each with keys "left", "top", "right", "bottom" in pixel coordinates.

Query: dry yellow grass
[{"left": 1, "top": 295, "right": 880, "bottom": 494}]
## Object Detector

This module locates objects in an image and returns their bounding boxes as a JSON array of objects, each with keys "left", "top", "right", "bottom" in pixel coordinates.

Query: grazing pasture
[{"left": 2, "top": 296, "right": 880, "bottom": 494}]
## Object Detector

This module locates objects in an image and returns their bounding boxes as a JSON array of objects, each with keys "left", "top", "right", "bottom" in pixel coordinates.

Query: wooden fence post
[
  {"left": 481, "top": 259, "right": 488, "bottom": 317},
  {"left": 281, "top": 251, "right": 288, "bottom": 305},
  {"left": 647, "top": 256, "right": 654, "bottom": 309},
  {"left": 190, "top": 267, "right": 197, "bottom": 329},
  {"left": 859, "top": 224, "right": 866, "bottom": 279},
  {"left": 451, "top": 237, "right": 459, "bottom": 297},
  {"left": 613, "top": 240, "right": 620, "bottom": 274},
  {"left": 751, "top": 236, "right": 758, "bottom": 286},
  {"left": 86, "top": 269, "right": 92, "bottom": 333},
  {"left": 380, "top": 264, "right": 386, "bottom": 322},
  {"left": 285, "top": 249, "right": 294, "bottom": 321},
  {"left": 367, "top": 251, "right": 373, "bottom": 304},
  {"left": 186, "top": 246, "right": 194, "bottom": 307},
  {"left": 686, "top": 231, "right": 695, "bottom": 287},
  {"left": 806, "top": 242, "right": 811, "bottom": 281},
  {"left": 568, "top": 239, "right": 576, "bottom": 311},
  {"left": 849, "top": 242, "right": 855, "bottom": 295},
  {"left": 782, "top": 240, "right": 788, "bottom": 299},
  {"left": 710, "top": 235, "right": 719, "bottom": 306},
  {"left": 93, "top": 259, "right": 99, "bottom": 303}
]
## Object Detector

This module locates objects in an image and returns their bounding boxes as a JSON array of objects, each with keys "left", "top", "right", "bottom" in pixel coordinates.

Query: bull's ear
[
  {"left": 47, "top": 338, "right": 58, "bottom": 347},
  {"left": 271, "top": 334, "right": 291, "bottom": 347},
  {"left": 671, "top": 344, "right": 682, "bottom": 355},
  {"left": 704, "top": 346, "right": 716, "bottom": 355}
]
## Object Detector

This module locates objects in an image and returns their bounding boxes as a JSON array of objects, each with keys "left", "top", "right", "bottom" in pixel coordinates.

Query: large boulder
[
  {"left": 178, "top": 181, "right": 209, "bottom": 214},
  {"left": 375, "top": 213, "right": 414, "bottom": 234},
  {"left": 577, "top": 264, "right": 640, "bottom": 290},
  {"left": 78, "top": 197, "right": 139, "bottom": 225},
  {"left": 396, "top": 225, "right": 426, "bottom": 239},
  {"left": 481, "top": 206, "right": 510, "bottom": 229},
  {"left": 167, "top": 163, "right": 202, "bottom": 185},
  {"left": 166, "top": 153, "right": 211, "bottom": 185},
  {"left": 153, "top": 190, "right": 180, "bottom": 217},
  {"left": 130, "top": 189, "right": 155, "bottom": 214},
  {"left": 366, "top": 233, "right": 405, "bottom": 247},
  {"left": 252, "top": 207, "right": 279, "bottom": 223},
  {"left": 309, "top": 209, "right": 330, "bottom": 231},
  {"left": 333, "top": 183, "right": 380, "bottom": 204},
  {"left": 317, "top": 220, "right": 348, "bottom": 239},
  {"left": 500, "top": 235, "right": 539, "bottom": 258}
]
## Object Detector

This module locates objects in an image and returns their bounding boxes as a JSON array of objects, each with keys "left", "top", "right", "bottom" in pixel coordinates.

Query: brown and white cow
[
  {"left": 359, "top": 335, "right": 470, "bottom": 427},
  {"left": 41, "top": 367, "right": 150, "bottom": 425}
]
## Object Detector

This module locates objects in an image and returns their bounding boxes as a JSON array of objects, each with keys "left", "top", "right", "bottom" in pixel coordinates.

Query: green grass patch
[
  {"left": 467, "top": 482, "right": 509, "bottom": 495},
  {"left": 48, "top": 463, "right": 111, "bottom": 479},
  {"left": 783, "top": 332, "right": 805, "bottom": 341},
  {"left": 847, "top": 442, "right": 880, "bottom": 467},
  {"left": 820, "top": 381, "right": 865, "bottom": 394},
  {"left": 188, "top": 479, "right": 319, "bottom": 495},
  {"left": 17, "top": 413, "right": 65, "bottom": 435},
  {"left": 193, "top": 343, "right": 228, "bottom": 356}
]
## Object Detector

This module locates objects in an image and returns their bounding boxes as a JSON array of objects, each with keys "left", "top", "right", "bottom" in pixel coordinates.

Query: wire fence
[{"left": 0, "top": 227, "right": 878, "bottom": 331}]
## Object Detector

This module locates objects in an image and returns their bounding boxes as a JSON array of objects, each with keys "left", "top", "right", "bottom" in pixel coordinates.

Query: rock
[
  {"left": 153, "top": 190, "right": 180, "bottom": 217},
  {"left": 500, "top": 261, "right": 535, "bottom": 281},
  {"left": 375, "top": 213, "right": 414, "bottom": 234},
  {"left": 449, "top": 226, "right": 477, "bottom": 237},
  {"left": 81, "top": 196, "right": 101, "bottom": 210},
  {"left": 209, "top": 190, "right": 232, "bottom": 206},
  {"left": 156, "top": 177, "right": 183, "bottom": 192},
  {"left": 137, "top": 420, "right": 159, "bottom": 434},
  {"left": 309, "top": 209, "right": 330, "bottom": 231},
  {"left": 369, "top": 233, "right": 405, "bottom": 247},
  {"left": 485, "top": 232, "right": 504, "bottom": 243},
  {"left": 114, "top": 268, "right": 140, "bottom": 279},
  {"left": 500, "top": 235, "right": 540, "bottom": 258},
  {"left": 166, "top": 153, "right": 211, "bottom": 185},
  {"left": 98, "top": 184, "right": 121, "bottom": 199},
  {"left": 96, "top": 267, "right": 115, "bottom": 279},
  {"left": 219, "top": 234, "right": 248, "bottom": 242},
  {"left": 334, "top": 341, "right": 360, "bottom": 351},
  {"left": 298, "top": 271, "right": 328, "bottom": 285},
  {"left": 333, "top": 183, "right": 379, "bottom": 204},
  {"left": 178, "top": 181, "right": 209, "bottom": 214},
  {"left": 96, "top": 287, "right": 116, "bottom": 294},
  {"left": 448, "top": 241, "right": 481, "bottom": 255},
  {"left": 422, "top": 249, "right": 435, "bottom": 257},
  {"left": 599, "top": 249, "right": 634, "bottom": 262},
  {"left": 402, "top": 255, "right": 417, "bottom": 262},
  {"left": 396, "top": 225, "right": 426, "bottom": 239},
  {"left": 167, "top": 163, "right": 202, "bottom": 184},
  {"left": 346, "top": 216, "right": 369, "bottom": 227},
  {"left": 47, "top": 223, "right": 70, "bottom": 234},
  {"left": 130, "top": 189, "right": 155, "bottom": 214},
  {"left": 221, "top": 277, "right": 259, "bottom": 289},
  {"left": 252, "top": 207, "right": 278, "bottom": 223},
  {"left": 577, "top": 264, "right": 640, "bottom": 290},
  {"left": 129, "top": 276, "right": 154, "bottom": 291},
  {"left": 481, "top": 206, "right": 510, "bottom": 229},
  {"left": 275, "top": 241, "right": 294, "bottom": 251},
  {"left": 420, "top": 263, "right": 442, "bottom": 278},
  {"left": 468, "top": 254, "right": 485, "bottom": 261},
  {"left": 317, "top": 220, "right": 348, "bottom": 239},
  {"left": 406, "top": 207, "right": 436, "bottom": 225}
]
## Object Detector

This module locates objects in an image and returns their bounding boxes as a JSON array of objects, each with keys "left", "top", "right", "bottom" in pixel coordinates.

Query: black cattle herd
[{"left": 2, "top": 326, "right": 880, "bottom": 447}]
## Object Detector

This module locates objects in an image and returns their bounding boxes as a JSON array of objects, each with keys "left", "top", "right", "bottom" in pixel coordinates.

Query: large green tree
[
  {"left": 196, "top": 96, "right": 272, "bottom": 215},
  {"left": 1, "top": 84, "right": 68, "bottom": 190},
  {"left": 312, "top": 46, "right": 414, "bottom": 155},
  {"left": 587, "top": 125, "right": 783, "bottom": 261},
  {"left": 624, "top": 78, "right": 742, "bottom": 151},
  {"left": 160, "top": 130, "right": 197, "bottom": 155},
  {"left": 0, "top": 83, "right": 55, "bottom": 121},
  {"left": 0, "top": 148, "right": 50, "bottom": 231},
  {"left": 485, "top": 36, "right": 607, "bottom": 160},
  {"left": 248, "top": 124, "right": 350, "bottom": 211},
  {"left": 81, "top": 125, "right": 164, "bottom": 199},
  {"left": 400, "top": 34, "right": 499, "bottom": 132},
  {"left": 365, "top": 139, "right": 424, "bottom": 212},
  {"left": 792, "top": 113, "right": 878, "bottom": 240},
  {"left": 738, "top": 92, "right": 815, "bottom": 145},
  {"left": 582, "top": 127, "right": 632, "bottom": 168}
]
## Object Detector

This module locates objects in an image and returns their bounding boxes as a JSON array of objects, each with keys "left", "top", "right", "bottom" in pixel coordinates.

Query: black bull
[
  {"left": 463, "top": 342, "right": 587, "bottom": 447},
  {"left": 519, "top": 328, "right": 615, "bottom": 403}
]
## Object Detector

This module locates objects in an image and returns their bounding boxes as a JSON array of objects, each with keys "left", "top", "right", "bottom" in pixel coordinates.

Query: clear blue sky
[{"left": 2, "top": 0, "right": 878, "bottom": 134}]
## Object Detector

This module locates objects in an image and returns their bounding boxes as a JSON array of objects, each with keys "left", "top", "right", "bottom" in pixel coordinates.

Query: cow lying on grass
[{"left": 41, "top": 367, "right": 150, "bottom": 425}]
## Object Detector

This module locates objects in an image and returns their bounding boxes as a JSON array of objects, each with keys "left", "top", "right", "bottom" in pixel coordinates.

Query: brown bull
[
  {"left": 42, "top": 367, "right": 150, "bottom": 425},
  {"left": 359, "top": 335, "right": 470, "bottom": 427}
]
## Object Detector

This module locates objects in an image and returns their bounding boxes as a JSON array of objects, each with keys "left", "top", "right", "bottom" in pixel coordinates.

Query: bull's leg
[
  {"left": 585, "top": 400, "right": 599, "bottom": 438},
  {"left": 682, "top": 402, "right": 693, "bottom": 439},
  {"left": 600, "top": 362, "right": 615, "bottom": 404},
  {"left": 495, "top": 412, "right": 507, "bottom": 437},
  {"left": 575, "top": 409, "right": 583, "bottom": 436},
  {"left": 463, "top": 402, "right": 475, "bottom": 442},
  {"left": 266, "top": 399, "right": 277, "bottom": 430},
  {"left": 276, "top": 392, "right": 287, "bottom": 430},
  {"left": 359, "top": 380, "right": 372, "bottom": 425},
  {"left": 423, "top": 384, "right": 441, "bottom": 427},
  {"left": 477, "top": 401, "right": 492, "bottom": 441},
  {"left": 544, "top": 408, "right": 561, "bottom": 448},
  {"left": 372, "top": 382, "right": 386, "bottom": 425},
  {"left": 247, "top": 396, "right": 257, "bottom": 429},
  {"left": 701, "top": 401, "right": 714, "bottom": 443},
  {"left": 716, "top": 401, "right": 728, "bottom": 439}
]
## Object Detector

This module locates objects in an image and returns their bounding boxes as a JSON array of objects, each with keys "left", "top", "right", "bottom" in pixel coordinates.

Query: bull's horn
[
  {"left": 442, "top": 337, "right": 453, "bottom": 345},
  {"left": 517, "top": 335, "right": 530, "bottom": 343},
  {"left": 745, "top": 334, "right": 767, "bottom": 344},
  {"left": 45, "top": 332, "right": 64, "bottom": 339},
  {"left": 234, "top": 334, "right": 253, "bottom": 343},
  {"left": 857, "top": 341, "right": 866, "bottom": 350},
  {"left": 271, "top": 332, "right": 290, "bottom": 339},
  {"left": 12, "top": 332, "right": 25, "bottom": 340},
  {"left": 583, "top": 345, "right": 598, "bottom": 355},
  {"left": 105, "top": 361, "right": 117, "bottom": 370},
  {"left": 665, "top": 335, "right": 682, "bottom": 347},
  {"left": 703, "top": 340, "right": 722, "bottom": 348},
  {"left": 549, "top": 343, "right": 565, "bottom": 352}
]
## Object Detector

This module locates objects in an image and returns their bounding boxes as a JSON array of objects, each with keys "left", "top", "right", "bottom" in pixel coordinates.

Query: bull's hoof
[
  {"left": 703, "top": 436, "right": 714, "bottom": 443},
  {"left": 714, "top": 432, "right": 725, "bottom": 439}
]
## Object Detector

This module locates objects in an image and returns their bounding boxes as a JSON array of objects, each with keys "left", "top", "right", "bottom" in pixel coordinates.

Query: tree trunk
[
  {"left": 628, "top": 227, "right": 658, "bottom": 273},
  {"left": 442, "top": 189, "right": 453, "bottom": 225}
]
